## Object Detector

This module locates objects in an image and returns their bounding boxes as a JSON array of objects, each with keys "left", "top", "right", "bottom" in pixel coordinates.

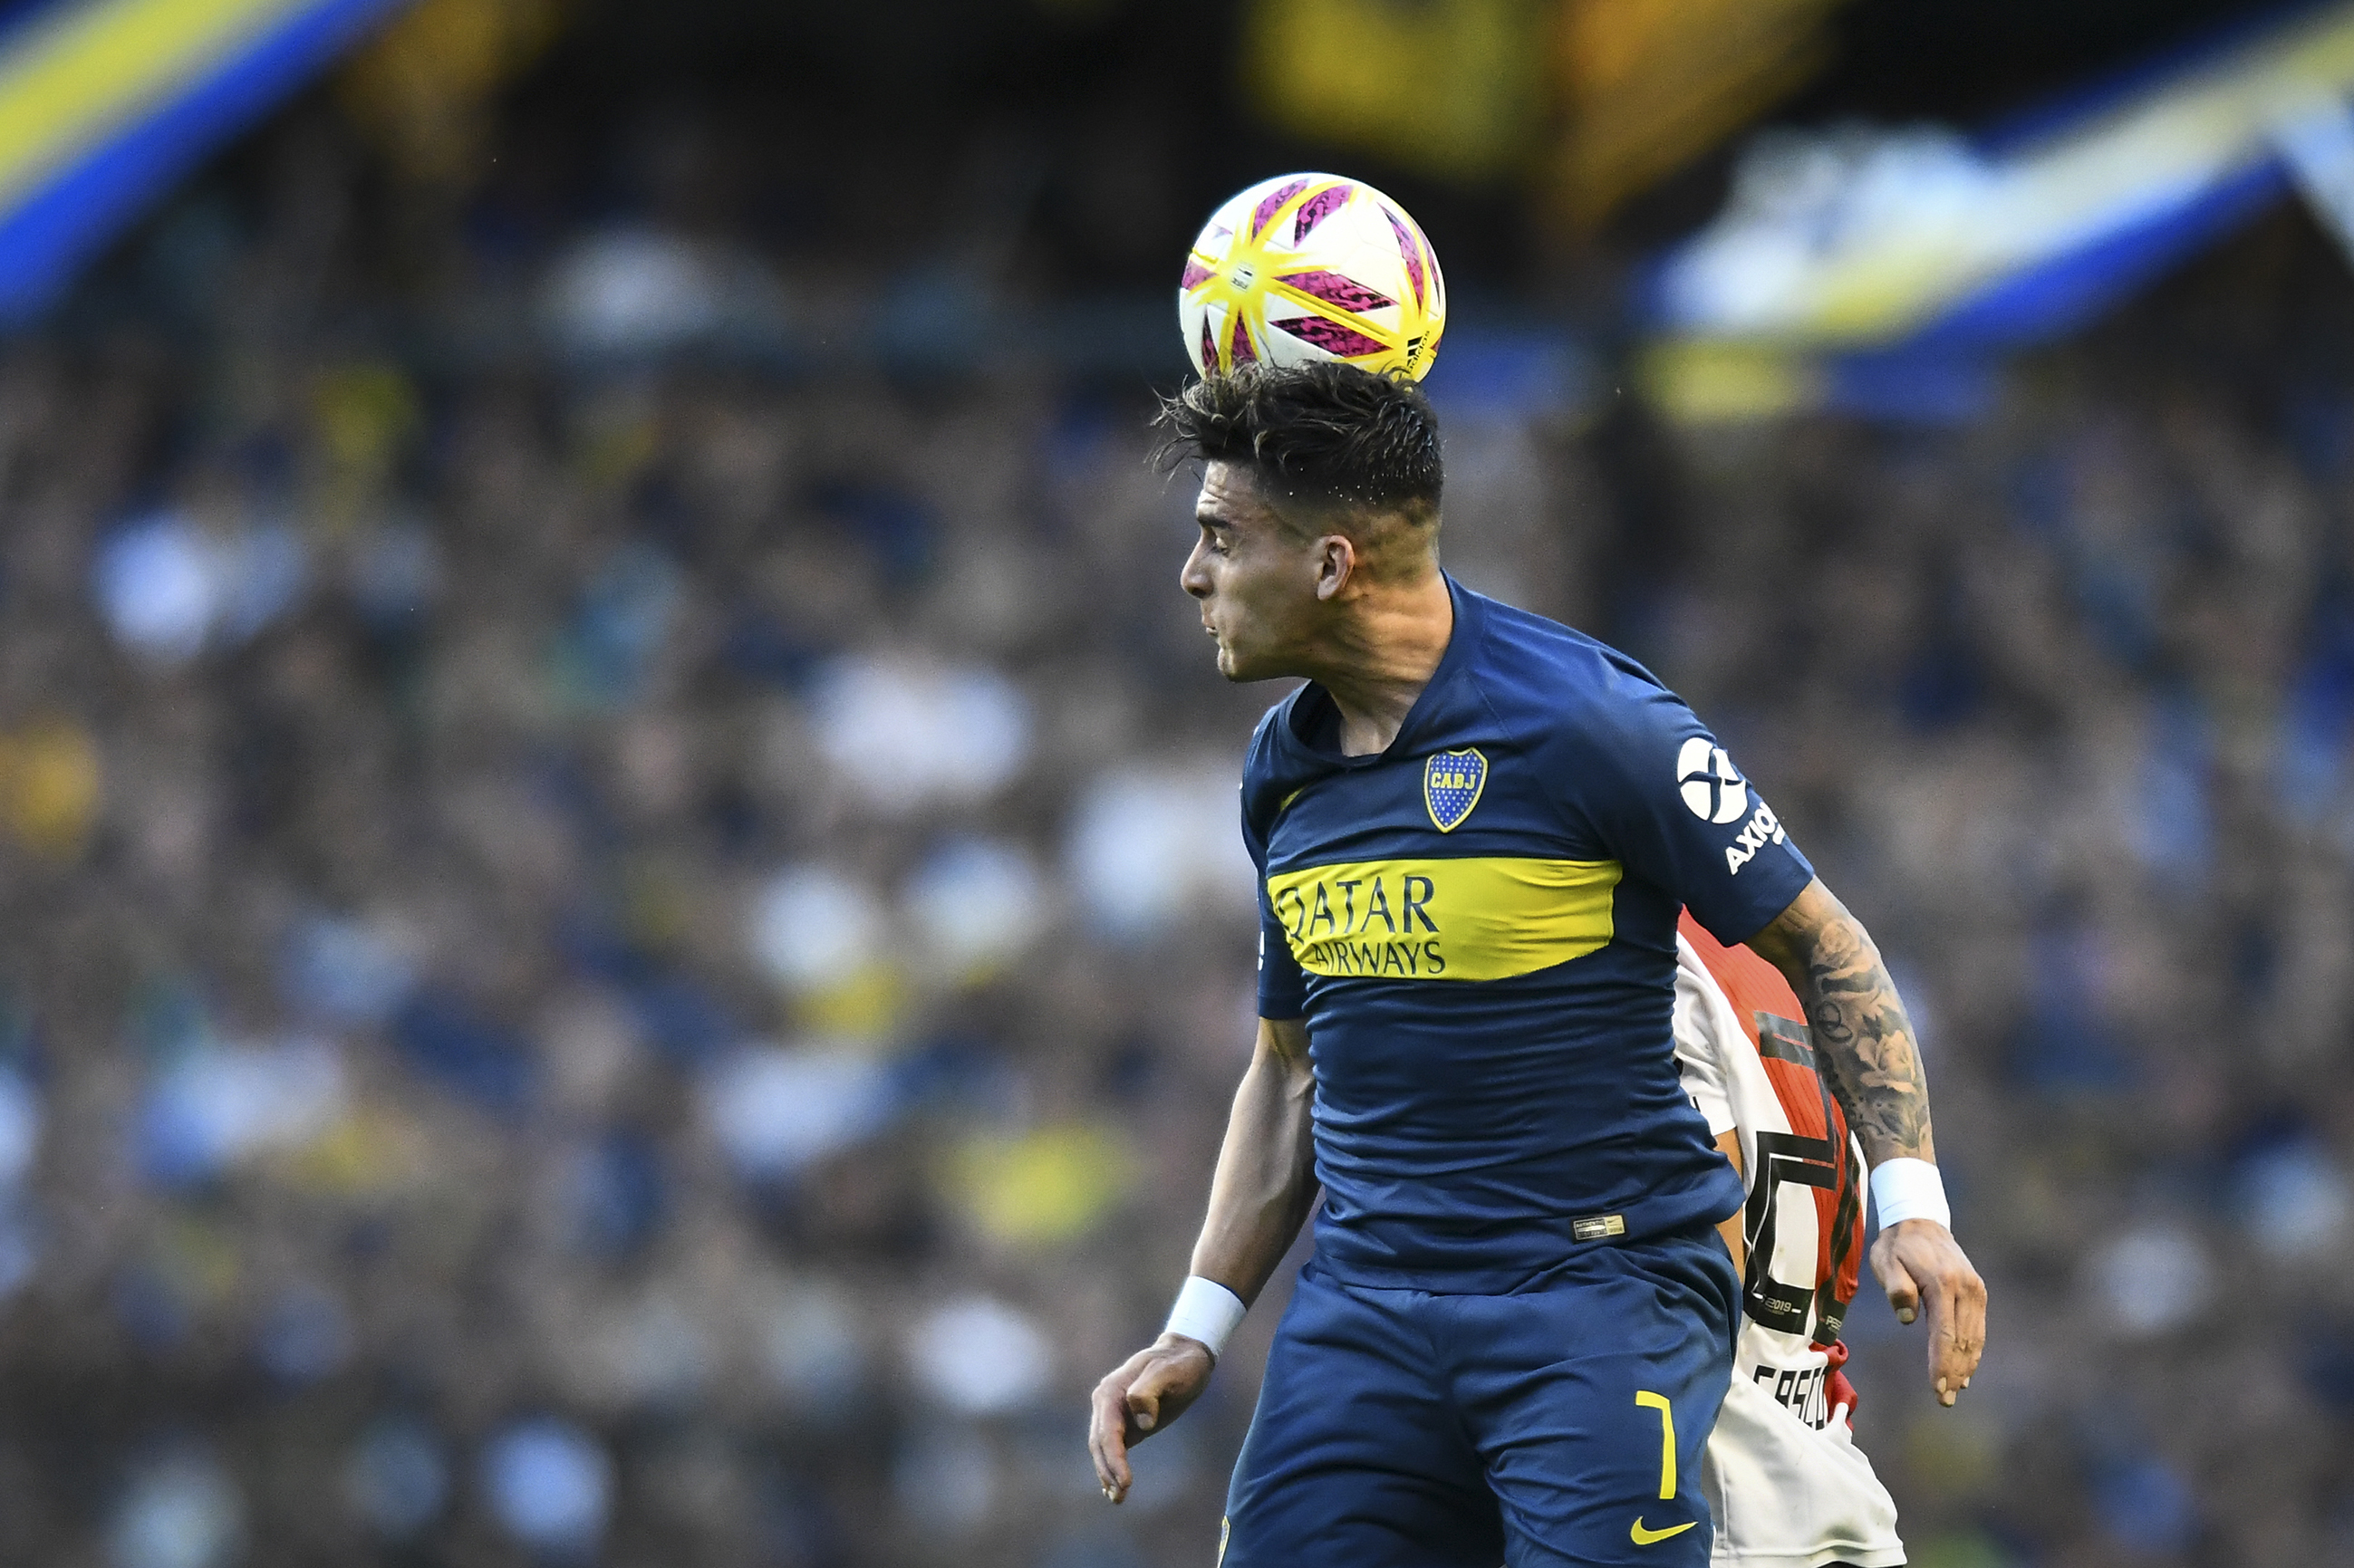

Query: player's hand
[
  {"left": 1088, "top": 1333, "right": 1214, "bottom": 1504},
  {"left": 1870, "top": 1217, "right": 1985, "bottom": 1407}
]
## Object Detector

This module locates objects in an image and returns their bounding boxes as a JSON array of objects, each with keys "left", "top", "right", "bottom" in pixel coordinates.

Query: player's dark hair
[{"left": 1154, "top": 362, "right": 1442, "bottom": 513}]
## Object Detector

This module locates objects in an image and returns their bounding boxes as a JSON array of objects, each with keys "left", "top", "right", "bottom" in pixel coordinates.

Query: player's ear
[{"left": 1312, "top": 534, "right": 1355, "bottom": 601}]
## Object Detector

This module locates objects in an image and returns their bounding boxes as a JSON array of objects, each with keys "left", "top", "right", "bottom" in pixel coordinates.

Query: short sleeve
[
  {"left": 1240, "top": 783, "right": 1307, "bottom": 1020},
  {"left": 1568, "top": 677, "right": 1814, "bottom": 947},
  {"left": 1672, "top": 949, "right": 1738, "bottom": 1138},
  {"left": 1257, "top": 896, "right": 1307, "bottom": 1020}
]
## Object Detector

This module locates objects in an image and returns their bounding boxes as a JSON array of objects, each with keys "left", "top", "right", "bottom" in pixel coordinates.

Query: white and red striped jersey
[{"left": 1674, "top": 912, "right": 1905, "bottom": 1568}]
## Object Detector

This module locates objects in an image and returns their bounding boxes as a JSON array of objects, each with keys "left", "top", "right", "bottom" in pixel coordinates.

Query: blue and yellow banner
[
  {"left": 0, "top": 0, "right": 411, "bottom": 321},
  {"left": 1641, "top": 0, "right": 2354, "bottom": 419}
]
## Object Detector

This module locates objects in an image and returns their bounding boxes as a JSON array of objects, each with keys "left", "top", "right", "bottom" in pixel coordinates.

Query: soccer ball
[{"left": 1179, "top": 173, "right": 1446, "bottom": 382}]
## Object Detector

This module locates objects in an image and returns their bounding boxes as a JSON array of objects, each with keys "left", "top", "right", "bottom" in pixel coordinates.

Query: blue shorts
[{"left": 1221, "top": 1227, "right": 1738, "bottom": 1568}]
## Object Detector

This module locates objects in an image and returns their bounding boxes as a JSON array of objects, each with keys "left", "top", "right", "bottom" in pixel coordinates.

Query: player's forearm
[
  {"left": 1186, "top": 1018, "right": 1319, "bottom": 1306},
  {"left": 1750, "top": 880, "right": 1935, "bottom": 1169}
]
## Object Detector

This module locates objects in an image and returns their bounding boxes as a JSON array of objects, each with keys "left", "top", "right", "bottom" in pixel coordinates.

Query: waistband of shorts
[{"left": 1310, "top": 1217, "right": 1730, "bottom": 1297}]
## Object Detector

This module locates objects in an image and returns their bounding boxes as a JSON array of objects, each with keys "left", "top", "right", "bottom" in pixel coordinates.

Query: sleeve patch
[{"left": 1675, "top": 736, "right": 1750, "bottom": 825}]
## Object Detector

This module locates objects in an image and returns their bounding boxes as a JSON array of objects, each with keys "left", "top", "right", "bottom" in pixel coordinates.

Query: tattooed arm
[
  {"left": 1748, "top": 878, "right": 1987, "bottom": 1406},
  {"left": 1749, "top": 879, "right": 1934, "bottom": 1165}
]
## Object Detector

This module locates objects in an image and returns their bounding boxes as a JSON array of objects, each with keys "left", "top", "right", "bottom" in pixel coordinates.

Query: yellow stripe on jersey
[{"left": 1267, "top": 856, "right": 1621, "bottom": 981}]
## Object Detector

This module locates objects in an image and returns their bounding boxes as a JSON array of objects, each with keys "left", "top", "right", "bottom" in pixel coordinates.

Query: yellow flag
[
  {"left": 1240, "top": 0, "right": 1549, "bottom": 183},
  {"left": 1557, "top": 0, "right": 1850, "bottom": 224}
]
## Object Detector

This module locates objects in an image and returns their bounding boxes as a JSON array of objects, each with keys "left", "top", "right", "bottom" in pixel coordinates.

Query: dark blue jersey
[{"left": 1243, "top": 579, "right": 1814, "bottom": 1293}]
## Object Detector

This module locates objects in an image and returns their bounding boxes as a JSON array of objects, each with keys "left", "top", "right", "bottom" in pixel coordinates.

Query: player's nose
[{"left": 1180, "top": 544, "right": 1212, "bottom": 599}]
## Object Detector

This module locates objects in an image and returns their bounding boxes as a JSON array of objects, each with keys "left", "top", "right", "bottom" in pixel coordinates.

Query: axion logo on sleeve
[{"left": 1675, "top": 736, "right": 1749, "bottom": 825}]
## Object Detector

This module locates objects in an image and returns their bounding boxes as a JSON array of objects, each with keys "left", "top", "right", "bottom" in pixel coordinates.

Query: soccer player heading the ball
[{"left": 1086, "top": 362, "right": 1986, "bottom": 1567}]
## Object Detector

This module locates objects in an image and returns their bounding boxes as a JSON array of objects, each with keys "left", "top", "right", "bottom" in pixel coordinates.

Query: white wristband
[
  {"left": 1870, "top": 1157, "right": 1951, "bottom": 1231},
  {"left": 1163, "top": 1276, "right": 1247, "bottom": 1357}
]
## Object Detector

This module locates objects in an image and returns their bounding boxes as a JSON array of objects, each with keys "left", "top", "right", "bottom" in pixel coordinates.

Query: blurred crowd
[{"left": 0, "top": 59, "right": 2351, "bottom": 1568}]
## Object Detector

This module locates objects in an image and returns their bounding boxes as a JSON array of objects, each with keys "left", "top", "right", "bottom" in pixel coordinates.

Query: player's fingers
[
  {"left": 1945, "top": 1265, "right": 1989, "bottom": 1390},
  {"left": 1124, "top": 1353, "right": 1186, "bottom": 1434},
  {"left": 1922, "top": 1281, "right": 1963, "bottom": 1405},
  {"left": 1878, "top": 1250, "right": 1922, "bottom": 1326},
  {"left": 1087, "top": 1424, "right": 1114, "bottom": 1496},
  {"left": 1087, "top": 1398, "right": 1116, "bottom": 1488},
  {"left": 1089, "top": 1380, "right": 1133, "bottom": 1497},
  {"left": 1959, "top": 1274, "right": 1987, "bottom": 1379},
  {"left": 1128, "top": 1353, "right": 1189, "bottom": 1435},
  {"left": 1088, "top": 1412, "right": 1125, "bottom": 1491},
  {"left": 1096, "top": 1432, "right": 1130, "bottom": 1501}
]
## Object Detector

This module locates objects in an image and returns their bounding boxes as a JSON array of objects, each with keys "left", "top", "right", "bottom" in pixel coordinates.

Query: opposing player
[
  {"left": 1085, "top": 364, "right": 1984, "bottom": 1566},
  {"left": 1676, "top": 911, "right": 1908, "bottom": 1568}
]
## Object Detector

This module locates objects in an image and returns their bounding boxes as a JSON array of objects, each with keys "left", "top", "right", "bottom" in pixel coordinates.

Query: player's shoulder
[{"left": 1462, "top": 589, "right": 1687, "bottom": 744}]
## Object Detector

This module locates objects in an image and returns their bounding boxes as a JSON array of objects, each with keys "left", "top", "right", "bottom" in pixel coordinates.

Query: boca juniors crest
[{"left": 1423, "top": 748, "right": 1487, "bottom": 832}]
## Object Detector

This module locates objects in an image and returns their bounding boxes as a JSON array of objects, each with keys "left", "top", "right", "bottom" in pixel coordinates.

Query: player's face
[{"left": 1181, "top": 462, "right": 1327, "bottom": 681}]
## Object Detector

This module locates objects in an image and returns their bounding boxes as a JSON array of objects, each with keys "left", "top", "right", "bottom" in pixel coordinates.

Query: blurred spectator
[
  {"left": 483, "top": 1418, "right": 613, "bottom": 1557},
  {"left": 108, "top": 1448, "right": 243, "bottom": 1568},
  {"left": 343, "top": 1414, "right": 450, "bottom": 1540},
  {"left": 905, "top": 1295, "right": 1052, "bottom": 1416}
]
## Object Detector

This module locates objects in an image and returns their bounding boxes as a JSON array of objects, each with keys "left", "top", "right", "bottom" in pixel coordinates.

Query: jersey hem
[{"left": 1310, "top": 1204, "right": 1741, "bottom": 1294}]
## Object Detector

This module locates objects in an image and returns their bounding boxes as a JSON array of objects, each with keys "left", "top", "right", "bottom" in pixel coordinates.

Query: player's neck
[{"left": 1307, "top": 571, "right": 1454, "bottom": 757}]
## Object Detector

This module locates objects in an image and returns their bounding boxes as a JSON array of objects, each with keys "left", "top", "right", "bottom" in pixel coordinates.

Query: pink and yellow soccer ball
[{"left": 1178, "top": 173, "right": 1447, "bottom": 382}]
